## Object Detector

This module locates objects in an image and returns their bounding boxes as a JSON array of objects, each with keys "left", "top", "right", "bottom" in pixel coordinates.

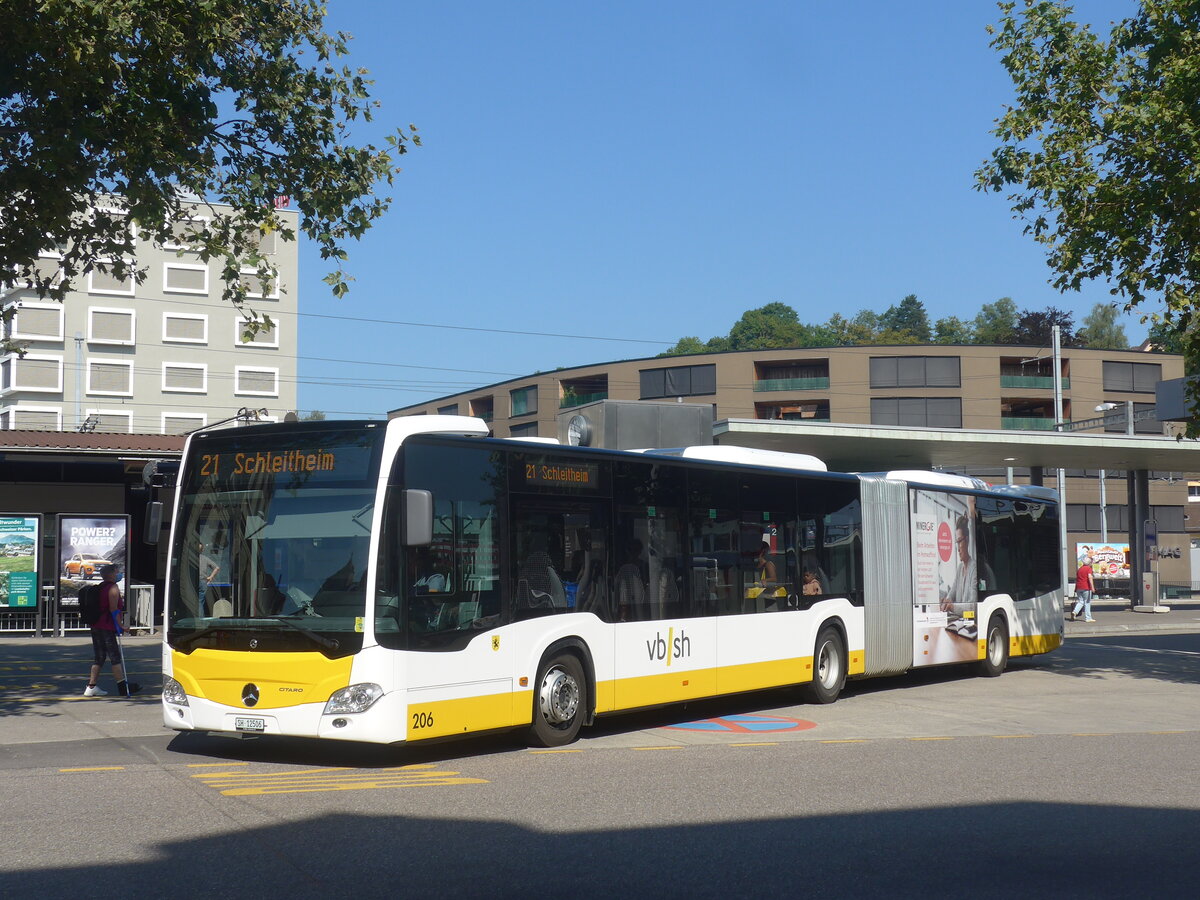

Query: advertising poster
[
  {"left": 0, "top": 515, "right": 41, "bottom": 609},
  {"left": 1077, "top": 542, "right": 1130, "bottom": 580},
  {"left": 57, "top": 515, "right": 129, "bottom": 608},
  {"left": 911, "top": 489, "right": 979, "bottom": 667}
]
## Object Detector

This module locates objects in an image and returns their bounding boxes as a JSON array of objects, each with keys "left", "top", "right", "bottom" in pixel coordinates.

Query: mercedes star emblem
[{"left": 242, "top": 684, "right": 260, "bottom": 707}]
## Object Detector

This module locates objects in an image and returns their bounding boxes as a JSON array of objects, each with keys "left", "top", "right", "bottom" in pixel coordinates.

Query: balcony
[
  {"left": 753, "top": 377, "right": 830, "bottom": 392},
  {"left": 1000, "top": 375, "right": 1071, "bottom": 390},
  {"left": 1001, "top": 416, "right": 1070, "bottom": 431},
  {"left": 559, "top": 391, "right": 607, "bottom": 409}
]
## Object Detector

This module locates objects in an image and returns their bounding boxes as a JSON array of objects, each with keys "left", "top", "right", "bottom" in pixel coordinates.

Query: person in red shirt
[
  {"left": 1069, "top": 556, "right": 1096, "bottom": 623},
  {"left": 83, "top": 565, "right": 141, "bottom": 697}
]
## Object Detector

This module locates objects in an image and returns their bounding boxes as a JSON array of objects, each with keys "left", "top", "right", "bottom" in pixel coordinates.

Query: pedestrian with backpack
[{"left": 83, "top": 564, "right": 141, "bottom": 697}]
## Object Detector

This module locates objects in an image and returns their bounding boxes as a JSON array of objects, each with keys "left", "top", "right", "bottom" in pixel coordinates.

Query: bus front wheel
[
  {"left": 804, "top": 626, "right": 846, "bottom": 704},
  {"left": 529, "top": 653, "right": 586, "bottom": 747},
  {"left": 977, "top": 615, "right": 1009, "bottom": 678}
]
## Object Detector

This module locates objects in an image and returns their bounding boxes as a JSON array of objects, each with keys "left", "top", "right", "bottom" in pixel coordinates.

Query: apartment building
[
  {"left": 391, "top": 344, "right": 1195, "bottom": 589},
  {"left": 1, "top": 200, "right": 298, "bottom": 434}
]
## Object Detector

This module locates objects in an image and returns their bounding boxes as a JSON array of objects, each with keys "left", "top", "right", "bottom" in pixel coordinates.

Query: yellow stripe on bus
[
  {"left": 171, "top": 648, "right": 353, "bottom": 710},
  {"left": 1011, "top": 633, "right": 1062, "bottom": 657}
]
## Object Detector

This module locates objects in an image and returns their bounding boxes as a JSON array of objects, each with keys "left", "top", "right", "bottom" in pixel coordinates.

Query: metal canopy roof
[{"left": 713, "top": 419, "right": 1200, "bottom": 474}]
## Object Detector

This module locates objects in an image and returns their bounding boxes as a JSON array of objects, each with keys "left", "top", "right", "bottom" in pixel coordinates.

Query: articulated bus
[{"left": 161, "top": 416, "right": 1063, "bottom": 747}]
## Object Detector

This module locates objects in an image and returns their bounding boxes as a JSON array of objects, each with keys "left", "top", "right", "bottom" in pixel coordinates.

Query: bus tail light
[{"left": 324, "top": 683, "right": 383, "bottom": 714}]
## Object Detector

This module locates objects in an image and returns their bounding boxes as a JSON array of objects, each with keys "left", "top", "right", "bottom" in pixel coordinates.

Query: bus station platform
[{"left": 1063, "top": 598, "right": 1200, "bottom": 636}]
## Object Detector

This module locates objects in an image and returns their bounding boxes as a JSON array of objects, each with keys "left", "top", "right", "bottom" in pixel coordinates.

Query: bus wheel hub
[{"left": 539, "top": 668, "right": 579, "bottom": 724}]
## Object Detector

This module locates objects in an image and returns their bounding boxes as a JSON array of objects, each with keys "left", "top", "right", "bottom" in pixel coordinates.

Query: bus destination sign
[
  {"left": 199, "top": 449, "right": 337, "bottom": 478},
  {"left": 524, "top": 461, "right": 598, "bottom": 490}
]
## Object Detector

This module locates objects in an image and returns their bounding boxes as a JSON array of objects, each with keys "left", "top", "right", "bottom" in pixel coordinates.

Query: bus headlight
[
  {"left": 162, "top": 676, "right": 189, "bottom": 706},
  {"left": 324, "top": 683, "right": 384, "bottom": 714}
]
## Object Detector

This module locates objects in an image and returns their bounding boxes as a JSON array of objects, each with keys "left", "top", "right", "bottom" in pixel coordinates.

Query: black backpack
[{"left": 78, "top": 583, "right": 104, "bottom": 626}]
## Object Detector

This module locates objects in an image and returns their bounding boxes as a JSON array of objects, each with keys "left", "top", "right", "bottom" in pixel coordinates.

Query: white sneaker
[{"left": 83, "top": 684, "right": 108, "bottom": 697}]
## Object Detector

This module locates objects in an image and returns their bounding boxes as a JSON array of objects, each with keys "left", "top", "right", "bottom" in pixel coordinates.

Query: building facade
[
  {"left": 391, "top": 344, "right": 1196, "bottom": 591},
  {"left": 1, "top": 200, "right": 298, "bottom": 434}
]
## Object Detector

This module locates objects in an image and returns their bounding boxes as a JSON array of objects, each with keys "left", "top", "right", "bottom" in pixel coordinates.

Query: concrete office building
[
  {"left": 1, "top": 199, "right": 298, "bottom": 434},
  {"left": 391, "top": 344, "right": 1197, "bottom": 590}
]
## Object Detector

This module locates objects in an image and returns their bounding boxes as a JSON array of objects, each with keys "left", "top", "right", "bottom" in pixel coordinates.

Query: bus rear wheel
[
  {"left": 804, "top": 626, "right": 846, "bottom": 704},
  {"left": 529, "top": 653, "right": 586, "bottom": 747},
  {"left": 977, "top": 615, "right": 1009, "bottom": 678}
]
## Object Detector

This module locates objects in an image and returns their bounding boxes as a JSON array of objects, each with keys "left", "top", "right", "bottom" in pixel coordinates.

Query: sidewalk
[{"left": 1063, "top": 598, "right": 1200, "bottom": 637}]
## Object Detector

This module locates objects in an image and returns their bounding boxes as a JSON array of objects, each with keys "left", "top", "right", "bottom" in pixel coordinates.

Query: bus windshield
[{"left": 167, "top": 424, "right": 383, "bottom": 655}]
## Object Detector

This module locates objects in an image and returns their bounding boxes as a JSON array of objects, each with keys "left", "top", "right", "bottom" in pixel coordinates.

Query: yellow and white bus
[{"left": 161, "top": 416, "right": 1063, "bottom": 747}]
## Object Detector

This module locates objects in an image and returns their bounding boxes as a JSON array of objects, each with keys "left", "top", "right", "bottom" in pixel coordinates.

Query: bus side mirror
[
  {"left": 401, "top": 490, "right": 433, "bottom": 546},
  {"left": 144, "top": 501, "right": 164, "bottom": 545}
]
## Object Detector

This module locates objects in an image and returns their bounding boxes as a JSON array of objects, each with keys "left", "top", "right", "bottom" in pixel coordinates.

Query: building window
[
  {"left": 869, "top": 356, "right": 961, "bottom": 388},
  {"left": 85, "top": 408, "right": 133, "bottom": 433},
  {"left": 163, "top": 214, "right": 210, "bottom": 251},
  {"left": 2, "top": 354, "right": 64, "bottom": 393},
  {"left": 234, "top": 366, "right": 279, "bottom": 397},
  {"left": 1103, "top": 401, "right": 1160, "bottom": 435},
  {"left": 163, "top": 313, "right": 208, "bottom": 344},
  {"left": 86, "top": 360, "right": 134, "bottom": 396},
  {"left": 1, "top": 405, "right": 62, "bottom": 430},
  {"left": 238, "top": 268, "right": 281, "bottom": 299},
  {"left": 508, "top": 422, "right": 539, "bottom": 437},
  {"left": 234, "top": 319, "right": 279, "bottom": 348},
  {"left": 88, "top": 307, "right": 136, "bottom": 345},
  {"left": 162, "top": 363, "right": 208, "bottom": 394},
  {"left": 87, "top": 265, "right": 135, "bottom": 297},
  {"left": 163, "top": 262, "right": 209, "bottom": 295},
  {"left": 1103, "top": 360, "right": 1161, "bottom": 393},
  {"left": 162, "top": 412, "right": 206, "bottom": 435},
  {"left": 437, "top": 403, "right": 459, "bottom": 415},
  {"left": 870, "top": 397, "right": 962, "bottom": 428},
  {"left": 6, "top": 302, "right": 64, "bottom": 342},
  {"left": 640, "top": 363, "right": 717, "bottom": 400},
  {"left": 510, "top": 385, "right": 538, "bottom": 417}
]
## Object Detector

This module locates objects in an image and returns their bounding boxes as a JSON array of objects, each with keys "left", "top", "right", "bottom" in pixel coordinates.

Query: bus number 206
[{"left": 411, "top": 711, "right": 435, "bottom": 730}]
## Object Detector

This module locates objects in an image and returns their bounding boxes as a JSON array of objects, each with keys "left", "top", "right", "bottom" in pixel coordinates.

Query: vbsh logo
[{"left": 645, "top": 628, "right": 692, "bottom": 666}]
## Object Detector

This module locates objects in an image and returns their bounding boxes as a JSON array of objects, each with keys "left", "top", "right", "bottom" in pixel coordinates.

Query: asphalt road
[{"left": 2, "top": 626, "right": 1198, "bottom": 898}]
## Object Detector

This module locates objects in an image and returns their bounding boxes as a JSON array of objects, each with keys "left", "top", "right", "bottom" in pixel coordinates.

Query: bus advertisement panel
[
  {"left": 911, "top": 489, "right": 979, "bottom": 666},
  {"left": 0, "top": 515, "right": 41, "bottom": 608}
]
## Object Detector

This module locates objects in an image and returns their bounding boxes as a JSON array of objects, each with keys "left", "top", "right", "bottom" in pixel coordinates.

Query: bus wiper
[
  {"left": 265, "top": 615, "right": 340, "bottom": 651},
  {"left": 172, "top": 623, "right": 232, "bottom": 652}
]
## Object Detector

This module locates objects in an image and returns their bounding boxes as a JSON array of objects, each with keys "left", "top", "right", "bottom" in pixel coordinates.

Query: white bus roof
[{"left": 638, "top": 445, "right": 827, "bottom": 472}]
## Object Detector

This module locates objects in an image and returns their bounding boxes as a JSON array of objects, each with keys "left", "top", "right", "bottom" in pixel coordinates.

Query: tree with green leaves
[
  {"left": 1, "top": 0, "right": 416, "bottom": 353},
  {"left": 976, "top": 0, "right": 1200, "bottom": 419},
  {"left": 973, "top": 297, "right": 1019, "bottom": 344},
  {"left": 879, "top": 294, "right": 932, "bottom": 342},
  {"left": 933, "top": 316, "right": 976, "bottom": 344},
  {"left": 726, "top": 302, "right": 807, "bottom": 350},
  {"left": 1078, "top": 303, "right": 1129, "bottom": 349}
]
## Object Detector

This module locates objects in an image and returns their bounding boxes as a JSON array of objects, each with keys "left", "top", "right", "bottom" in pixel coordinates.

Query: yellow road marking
[
  {"left": 187, "top": 762, "right": 249, "bottom": 767},
  {"left": 61, "top": 766, "right": 124, "bottom": 772},
  {"left": 993, "top": 734, "right": 1034, "bottom": 739},
  {"left": 192, "top": 762, "right": 486, "bottom": 796}
]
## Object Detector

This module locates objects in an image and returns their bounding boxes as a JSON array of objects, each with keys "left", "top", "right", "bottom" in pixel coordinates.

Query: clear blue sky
[{"left": 293, "top": 1, "right": 1147, "bottom": 419}]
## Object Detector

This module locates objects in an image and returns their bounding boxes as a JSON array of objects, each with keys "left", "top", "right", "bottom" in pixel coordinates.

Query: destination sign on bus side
[
  {"left": 198, "top": 449, "right": 338, "bottom": 478},
  {"left": 523, "top": 461, "right": 598, "bottom": 489}
]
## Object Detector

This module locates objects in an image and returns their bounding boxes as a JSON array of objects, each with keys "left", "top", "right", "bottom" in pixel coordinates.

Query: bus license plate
[{"left": 235, "top": 717, "right": 265, "bottom": 733}]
